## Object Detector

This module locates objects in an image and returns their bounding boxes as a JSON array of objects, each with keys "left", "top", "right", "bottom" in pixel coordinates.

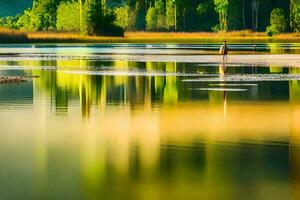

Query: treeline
[
  {"left": 121, "top": 0, "right": 299, "bottom": 33},
  {"left": 0, "top": 0, "right": 299, "bottom": 36},
  {"left": 0, "top": 0, "right": 123, "bottom": 36}
]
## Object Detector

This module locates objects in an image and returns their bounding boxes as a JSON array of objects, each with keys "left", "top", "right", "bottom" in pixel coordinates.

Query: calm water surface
[{"left": 0, "top": 43, "right": 300, "bottom": 200}]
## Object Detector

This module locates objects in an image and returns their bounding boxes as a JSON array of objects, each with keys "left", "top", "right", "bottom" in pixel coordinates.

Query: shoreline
[
  {"left": 1, "top": 30, "right": 300, "bottom": 44},
  {"left": 1, "top": 54, "right": 300, "bottom": 68}
]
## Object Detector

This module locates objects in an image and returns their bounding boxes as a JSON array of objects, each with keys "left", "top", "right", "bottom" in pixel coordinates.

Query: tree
[
  {"left": 114, "top": 6, "right": 129, "bottom": 29},
  {"left": 0, "top": 16, "right": 19, "bottom": 29},
  {"left": 56, "top": 1, "right": 80, "bottom": 32},
  {"left": 197, "top": 2, "right": 216, "bottom": 31},
  {"left": 214, "top": 0, "right": 229, "bottom": 32},
  {"left": 79, "top": 0, "right": 103, "bottom": 35},
  {"left": 146, "top": 0, "right": 166, "bottom": 31},
  {"left": 134, "top": 1, "right": 146, "bottom": 30},
  {"left": 291, "top": 0, "right": 300, "bottom": 32},
  {"left": 266, "top": 8, "right": 287, "bottom": 36},
  {"left": 78, "top": 0, "right": 123, "bottom": 36},
  {"left": 166, "top": 0, "right": 176, "bottom": 30},
  {"left": 146, "top": 7, "right": 157, "bottom": 31},
  {"left": 16, "top": 0, "right": 60, "bottom": 31},
  {"left": 251, "top": 0, "right": 260, "bottom": 30},
  {"left": 0, "top": 0, "right": 297, "bottom": 34},
  {"left": 242, "top": 0, "right": 245, "bottom": 28},
  {"left": 227, "top": 0, "right": 243, "bottom": 30}
]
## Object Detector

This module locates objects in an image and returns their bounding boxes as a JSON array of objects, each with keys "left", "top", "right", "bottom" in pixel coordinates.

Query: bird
[
  {"left": 252, "top": 44, "right": 257, "bottom": 52},
  {"left": 219, "top": 40, "right": 229, "bottom": 60}
]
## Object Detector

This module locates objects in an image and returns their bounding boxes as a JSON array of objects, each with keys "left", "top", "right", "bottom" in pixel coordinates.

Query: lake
[{"left": 0, "top": 43, "right": 300, "bottom": 200}]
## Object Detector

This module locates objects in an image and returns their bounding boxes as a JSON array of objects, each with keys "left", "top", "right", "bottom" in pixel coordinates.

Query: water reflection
[
  {"left": 1, "top": 43, "right": 300, "bottom": 55},
  {"left": 0, "top": 45, "right": 300, "bottom": 200}
]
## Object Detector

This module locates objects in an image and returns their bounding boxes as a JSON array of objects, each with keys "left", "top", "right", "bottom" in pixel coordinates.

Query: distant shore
[{"left": 1, "top": 29, "right": 300, "bottom": 43}]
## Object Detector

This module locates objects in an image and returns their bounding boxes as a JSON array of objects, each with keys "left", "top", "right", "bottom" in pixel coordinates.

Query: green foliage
[
  {"left": 101, "top": 10, "right": 124, "bottom": 36},
  {"left": 146, "top": 7, "right": 157, "bottom": 31},
  {"left": 212, "top": 24, "right": 221, "bottom": 32},
  {"left": 197, "top": 3, "right": 209, "bottom": 15},
  {"left": 266, "top": 8, "right": 287, "bottom": 36},
  {"left": 114, "top": 6, "right": 129, "bottom": 29},
  {"left": 291, "top": 3, "right": 300, "bottom": 32},
  {"left": 165, "top": 0, "right": 176, "bottom": 30},
  {"left": 16, "top": 8, "right": 40, "bottom": 31},
  {"left": 16, "top": 0, "right": 58, "bottom": 31},
  {"left": 0, "top": 0, "right": 296, "bottom": 34},
  {"left": 89, "top": 0, "right": 103, "bottom": 33},
  {"left": 79, "top": 0, "right": 102, "bottom": 35},
  {"left": 214, "top": 0, "right": 229, "bottom": 32},
  {"left": 56, "top": 1, "right": 80, "bottom": 32},
  {"left": 146, "top": 0, "right": 166, "bottom": 31},
  {"left": 78, "top": 0, "right": 123, "bottom": 36},
  {"left": 0, "top": 16, "right": 19, "bottom": 29}
]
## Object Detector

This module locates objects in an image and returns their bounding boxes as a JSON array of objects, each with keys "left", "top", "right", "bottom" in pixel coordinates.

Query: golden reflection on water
[{"left": 1, "top": 99, "right": 298, "bottom": 199}]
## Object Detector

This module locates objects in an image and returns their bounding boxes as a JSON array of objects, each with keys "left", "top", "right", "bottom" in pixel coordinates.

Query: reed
[
  {"left": 27, "top": 32, "right": 125, "bottom": 43},
  {"left": 1, "top": 29, "right": 300, "bottom": 43}
]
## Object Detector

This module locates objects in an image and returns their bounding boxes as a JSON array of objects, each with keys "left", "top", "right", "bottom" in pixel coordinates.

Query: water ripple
[{"left": 183, "top": 74, "right": 300, "bottom": 82}]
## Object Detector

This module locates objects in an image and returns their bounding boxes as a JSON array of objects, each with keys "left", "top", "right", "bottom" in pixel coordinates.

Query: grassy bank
[
  {"left": 1, "top": 29, "right": 300, "bottom": 43},
  {"left": 0, "top": 29, "right": 28, "bottom": 43}
]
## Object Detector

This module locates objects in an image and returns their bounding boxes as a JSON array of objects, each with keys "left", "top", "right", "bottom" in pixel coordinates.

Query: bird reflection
[
  {"left": 219, "top": 62, "right": 228, "bottom": 120},
  {"left": 219, "top": 61, "right": 227, "bottom": 81}
]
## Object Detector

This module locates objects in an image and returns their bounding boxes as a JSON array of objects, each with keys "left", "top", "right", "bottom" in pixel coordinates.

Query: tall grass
[
  {"left": 124, "top": 31, "right": 300, "bottom": 43},
  {"left": 0, "top": 28, "right": 28, "bottom": 43},
  {"left": 27, "top": 32, "right": 124, "bottom": 43},
  {"left": 0, "top": 29, "right": 300, "bottom": 43}
]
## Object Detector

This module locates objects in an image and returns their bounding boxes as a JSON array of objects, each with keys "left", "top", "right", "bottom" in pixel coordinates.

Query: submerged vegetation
[{"left": 0, "top": 75, "right": 39, "bottom": 84}]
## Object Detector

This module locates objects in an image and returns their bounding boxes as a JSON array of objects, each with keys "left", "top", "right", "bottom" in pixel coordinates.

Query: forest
[{"left": 0, "top": 0, "right": 299, "bottom": 36}]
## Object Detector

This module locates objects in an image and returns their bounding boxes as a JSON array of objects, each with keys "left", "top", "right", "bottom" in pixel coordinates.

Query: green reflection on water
[{"left": 0, "top": 55, "right": 300, "bottom": 200}]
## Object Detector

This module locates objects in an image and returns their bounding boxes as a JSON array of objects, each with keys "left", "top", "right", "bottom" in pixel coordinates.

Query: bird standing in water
[
  {"left": 252, "top": 44, "right": 257, "bottom": 52},
  {"left": 219, "top": 40, "right": 229, "bottom": 60}
]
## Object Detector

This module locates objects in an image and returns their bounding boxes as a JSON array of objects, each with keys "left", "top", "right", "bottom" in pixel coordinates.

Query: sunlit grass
[
  {"left": 27, "top": 32, "right": 124, "bottom": 43},
  {"left": 0, "top": 29, "right": 300, "bottom": 43},
  {"left": 125, "top": 31, "right": 300, "bottom": 43}
]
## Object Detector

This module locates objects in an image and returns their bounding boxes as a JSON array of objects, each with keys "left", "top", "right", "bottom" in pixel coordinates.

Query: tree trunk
[
  {"left": 79, "top": 0, "right": 83, "bottom": 33},
  {"left": 242, "top": 0, "right": 245, "bottom": 28},
  {"left": 255, "top": 0, "right": 259, "bottom": 30},
  {"left": 252, "top": 8, "right": 254, "bottom": 29},
  {"left": 251, "top": 0, "right": 259, "bottom": 30}
]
